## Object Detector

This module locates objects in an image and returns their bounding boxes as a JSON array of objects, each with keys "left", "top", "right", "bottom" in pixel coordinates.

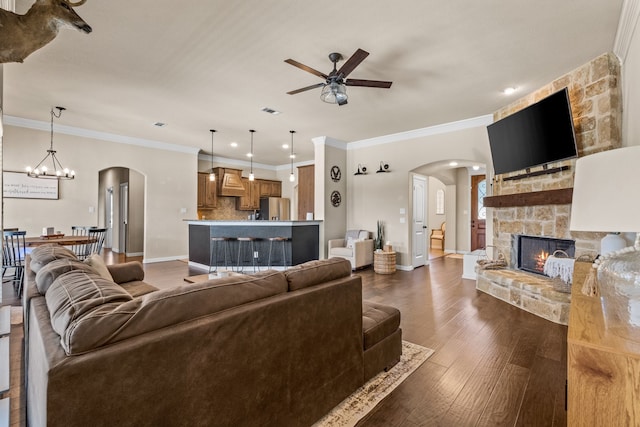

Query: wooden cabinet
[
  {"left": 259, "top": 179, "right": 282, "bottom": 198},
  {"left": 197, "top": 172, "right": 216, "bottom": 208},
  {"left": 567, "top": 274, "right": 640, "bottom": 425},
  {"left": 236, "top": 177, "right": 260, "bottom": 210},
  {"left": 297, "top": 165, "right": 314, "bottom": 220}
]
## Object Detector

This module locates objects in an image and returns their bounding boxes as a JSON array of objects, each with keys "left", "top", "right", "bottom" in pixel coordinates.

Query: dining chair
[
  {"left": 2, "top": 230, "right": 27, "bottom": 297},
  {"left": 71, "top": 226, "right": 107, "bottom": 260}
]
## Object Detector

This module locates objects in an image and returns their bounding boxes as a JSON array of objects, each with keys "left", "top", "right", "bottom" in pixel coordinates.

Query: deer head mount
[{"left": 0, "top": 0, "right": 92, "bottom": 63}]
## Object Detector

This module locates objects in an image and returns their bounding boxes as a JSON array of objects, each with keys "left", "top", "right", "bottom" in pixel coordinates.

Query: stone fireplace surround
[{"left": 476, "top": 52, "right": 622, "bottom": 323}]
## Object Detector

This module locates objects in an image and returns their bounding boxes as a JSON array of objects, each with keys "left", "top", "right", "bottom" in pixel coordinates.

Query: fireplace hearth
[{"left": 511, "top": 235, "right": 575, "bottom": 275}]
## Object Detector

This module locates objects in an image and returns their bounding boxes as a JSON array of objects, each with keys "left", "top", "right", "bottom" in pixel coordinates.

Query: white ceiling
[{"left": 3, "top": 0, "right": 624, "bottom": 166}]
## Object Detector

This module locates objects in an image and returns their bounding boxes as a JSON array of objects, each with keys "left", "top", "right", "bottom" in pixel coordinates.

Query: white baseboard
[
  {"left": 126, "top": 252, "right": 144, "bottom": 257},
  {"left": 143, "top": 255, "right": 188, "bottom": 264}
]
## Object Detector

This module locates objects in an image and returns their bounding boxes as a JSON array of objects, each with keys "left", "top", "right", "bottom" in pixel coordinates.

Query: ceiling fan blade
[
  {"left": 287, "top": 82, "right": 325, "bottom": 95},
  {"left": 284, "top": 59, "right": 328, "bottom": 79},
  {"left": 336, "top": 48, "right": 369, "bottom": 78},
  {"left": 345, "top": 79, "right": 393, "bottom": 88}
]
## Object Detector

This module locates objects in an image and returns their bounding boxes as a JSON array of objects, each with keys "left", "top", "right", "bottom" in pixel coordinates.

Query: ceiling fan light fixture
[{"left": 320, "top": 82, "right": 348, "bottom": 105}]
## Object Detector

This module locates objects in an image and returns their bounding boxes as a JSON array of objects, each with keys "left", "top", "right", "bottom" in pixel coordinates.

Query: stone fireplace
[
  {"left": 489, "top": 52, "right": 621, "bottom": 264},
  {"left": 475, "top": 52, "right": 622, "bottom": 325},
  {"left": 511, "top": 235, "right": 575, "bottom": 275}
]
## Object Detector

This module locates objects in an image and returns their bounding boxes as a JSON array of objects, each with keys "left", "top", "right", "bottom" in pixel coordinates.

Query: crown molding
[
  {"left": 614, "top": 0, "right": 640, "bottom": 62},
  {"left": 312, "top": 136, "right": 348, "bottom": 150},
  {"left": 197, "top": 153, "right": 314, "bottom": 171},
  {"left": 4, "top": 115, "right": 200, "bottom": 155},
  {"left": 347, "top": 114, "right": 493, "bottom": 150}
]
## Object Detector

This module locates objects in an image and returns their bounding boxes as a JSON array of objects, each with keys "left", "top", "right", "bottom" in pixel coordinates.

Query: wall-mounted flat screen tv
[{"left": 486, "top": 87, "right": 578, "bottom": 175}]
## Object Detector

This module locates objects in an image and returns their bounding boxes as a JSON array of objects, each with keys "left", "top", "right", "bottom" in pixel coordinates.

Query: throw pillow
[
  {"left": 35, "top": 258, "right": 98, "bottom": 295},
  {"left": 346, "top": 237, "right": 355, "bottom": 248},
  {"left": 30, "top": 244, "right": 78, "bottom": 273},
  {"left": 84, "top": 253, "right": 114, "bottom": 282}
]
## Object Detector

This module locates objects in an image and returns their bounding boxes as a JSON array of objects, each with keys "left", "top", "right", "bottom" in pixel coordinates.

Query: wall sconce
[
  {"left": 354, "top": 164, "right": 367, "bottom": 175},
  {"left": 376, "top": 161, "right": 390, "bottom": 173}
]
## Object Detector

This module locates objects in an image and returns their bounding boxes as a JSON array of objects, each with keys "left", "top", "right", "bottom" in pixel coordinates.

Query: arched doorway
[{"left": 410, "top": 160, "right": 486, "bottom": 262}]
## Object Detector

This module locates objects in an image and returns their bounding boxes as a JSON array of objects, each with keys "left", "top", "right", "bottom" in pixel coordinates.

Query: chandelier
[{"left": 26, "top": 106, "right": 75, "bottom": 179}]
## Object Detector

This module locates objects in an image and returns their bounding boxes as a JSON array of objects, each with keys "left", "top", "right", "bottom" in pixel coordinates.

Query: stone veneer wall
[{"left": 491, "top": 52, "right": 622, "bottom": 266}]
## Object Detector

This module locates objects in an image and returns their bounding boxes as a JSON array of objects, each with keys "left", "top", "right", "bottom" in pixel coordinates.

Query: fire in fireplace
[{"left": 511, "top": 235, "right": 575, "bottom": 275}]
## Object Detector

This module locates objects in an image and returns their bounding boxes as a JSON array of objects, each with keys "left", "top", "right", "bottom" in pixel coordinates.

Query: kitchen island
[{"left": 187, "top": 220, "right": 321, "bottom": 270}]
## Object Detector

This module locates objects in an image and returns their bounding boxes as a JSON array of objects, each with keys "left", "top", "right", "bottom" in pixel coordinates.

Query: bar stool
[
  {"left": 209, "top": 237, "right": 234, "bottom": 273},
  {"left": 237, "top": 237, "right": 259, "bottom": 273},
  {"left": 268, "top": 237, "right": 288, "bottom": 270}
]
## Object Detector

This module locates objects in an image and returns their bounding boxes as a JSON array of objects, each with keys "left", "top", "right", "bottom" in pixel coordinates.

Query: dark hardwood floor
[{"left": 3, "top": 252, "right": 567, "bottom": 427}]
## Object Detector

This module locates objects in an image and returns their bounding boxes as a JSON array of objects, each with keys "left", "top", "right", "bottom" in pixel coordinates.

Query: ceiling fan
[{"left": 285, "top": 48, "right": 392, "bottom": 106}]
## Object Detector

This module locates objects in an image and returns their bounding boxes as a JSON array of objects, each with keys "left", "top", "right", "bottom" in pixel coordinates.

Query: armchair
[
  {"left": 430, "top": 222, "right": 445, "bottom": 250},
  {"left": 328, "top": 230, "right": 374, "bottom": 270}
]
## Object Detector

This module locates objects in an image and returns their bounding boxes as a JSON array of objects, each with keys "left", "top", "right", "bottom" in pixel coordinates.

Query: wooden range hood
[{"left": 213, "top": 167, "right": 245, "bottom": 197}]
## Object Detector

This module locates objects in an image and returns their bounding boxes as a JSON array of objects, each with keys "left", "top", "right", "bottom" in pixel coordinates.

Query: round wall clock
[
  {"left": 330, "top": 165, "right": 341, "bottom": 182},
  {"left": 330, "top": 190, "right": 341, "bottom": 207}
]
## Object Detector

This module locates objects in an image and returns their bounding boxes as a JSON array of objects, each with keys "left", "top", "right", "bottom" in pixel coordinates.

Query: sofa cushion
[
  {"left": 52, "top": 269, "right": 288, "bottom": 355},
  {"left": 45, "top": 270, "right": 133, "bottom": 347},
  {"left": 84, "top": 254, "right": 114, "bottom": 281},
  {"left": 362, "top": 300, "right": 401, "bottom": 350},
  {"left": 118, "top": 280, "right": 158, "bottom": 298},
  {"left": 29, "top": 244, "right": 78, "bottom": 273},
  {"left": 35, "top": 258, "right": 98, "bottom": 295},
  {"left": 284, "top": 258, "right": 352, "bottom": 291},
  {"left": 107, "top": 261, "right": 145, "bottom": 284}
]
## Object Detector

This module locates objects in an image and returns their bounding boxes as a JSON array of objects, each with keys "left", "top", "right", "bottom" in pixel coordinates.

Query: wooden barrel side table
[{"left": 374, "top": 251, "right": 397, "bottom": 274}]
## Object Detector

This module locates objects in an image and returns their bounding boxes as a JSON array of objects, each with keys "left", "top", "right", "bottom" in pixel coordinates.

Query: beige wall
[
  {"left": 622, "top": 7, "right": 640, "bottom": 147},
  {"left": 3, "top": 125, "right": 196, "bottom": 262},
  {"left": 346, "top": 125, "right": 492, "bottom": 267}
]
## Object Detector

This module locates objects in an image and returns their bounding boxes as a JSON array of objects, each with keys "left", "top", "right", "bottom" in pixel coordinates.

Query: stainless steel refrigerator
[{"left": 260, "top": 197, "right": 290, "bottom": 220}]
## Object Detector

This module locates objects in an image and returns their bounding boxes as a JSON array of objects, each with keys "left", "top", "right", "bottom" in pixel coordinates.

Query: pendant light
[
  {"left": 26, "top": 106, "right": 75, "bottom": 179},
  {"left": 289, "top": 130, "right": 296, "bottom": 182},
  {"left": 248, "top": 129, "right": 255, "bottom": 181},
  {"left": 209, "top": 129, "right": 216, "bottom": 181}
]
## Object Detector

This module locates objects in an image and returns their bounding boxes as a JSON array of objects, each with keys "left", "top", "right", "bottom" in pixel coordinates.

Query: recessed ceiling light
[
  {"left": 153, "top": 122, "right": 166, "bottom": 127},
  {"left": 472, "top": 165, "right": 480, "bottom": 171},
  {"left": 261, "top": 107, "right": 281, "bottom": 115},
  {"left": 230, "top": 142, "right": 238, "bottom": 148},
  {"left": 289, "top": 154, "right": 296, "bottom": 159},
  {"left": 503, "top": 87, "right": 517, "bottom": 95},
  {"left": 449, "top": 161, "right": 458, "bottom": 167},
  {"left": 282, "top": 144, "right": 289, "bottom": 149},
  {"left": 246, "top": 153, "right": 253, "bottom": 158}
]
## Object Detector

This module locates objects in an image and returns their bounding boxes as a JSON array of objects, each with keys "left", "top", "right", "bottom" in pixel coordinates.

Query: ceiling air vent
[{"left": 261, "top": 107, "right": 281, "bottom": 115}]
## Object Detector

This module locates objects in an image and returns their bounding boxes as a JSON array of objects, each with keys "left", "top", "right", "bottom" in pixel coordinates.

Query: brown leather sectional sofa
[{"left": 23, "top": 246, "right": 401, "bottom": 426}]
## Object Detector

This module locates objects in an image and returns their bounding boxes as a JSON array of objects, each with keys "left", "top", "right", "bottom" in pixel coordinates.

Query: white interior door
[
  {"left": 412, "top": 175, "right": 427, "bottom": 268},
  {"left": 105, "top": 187, "right": 114, "bottom": 248},
  {"left": 119, "top": 183, "right": 128, "bottom": 254}
]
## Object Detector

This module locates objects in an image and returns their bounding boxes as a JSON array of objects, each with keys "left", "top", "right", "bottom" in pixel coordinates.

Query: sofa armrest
[
  {"left": 107, "top": 261, "right": 145, "bottom": 284},
  {"left": 354, "top": 239, "right": 374, "bottom": 266},
  {"left": 328, "top": 238, "right": 346, "bottom": 252}
]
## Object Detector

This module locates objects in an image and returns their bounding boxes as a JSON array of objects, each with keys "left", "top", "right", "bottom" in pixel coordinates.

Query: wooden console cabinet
[{"left": 567, "top": 278, "right": 640, "bottom": 425}]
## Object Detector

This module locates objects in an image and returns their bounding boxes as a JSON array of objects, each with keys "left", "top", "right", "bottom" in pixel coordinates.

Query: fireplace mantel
[{"left": 484, "top": 188, "right": 573, "bottom": 208}]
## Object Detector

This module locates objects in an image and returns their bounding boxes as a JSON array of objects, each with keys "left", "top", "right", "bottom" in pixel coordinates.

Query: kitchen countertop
[{"left": 185, "top": 220, "right": 322, "bottom": 226}]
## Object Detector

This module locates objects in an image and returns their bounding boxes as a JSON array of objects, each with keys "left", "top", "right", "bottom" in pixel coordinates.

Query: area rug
[
  {"left": 10, "top": 306, "right": 22, "bottom": 325},
  {"left": 314, "top": 341, "right": 434, "bottom": 427}
]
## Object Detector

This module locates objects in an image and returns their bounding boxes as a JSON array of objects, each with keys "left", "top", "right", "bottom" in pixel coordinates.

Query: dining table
[{"left": 25, "top": 235, "right": 97, "bottom": 248}]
